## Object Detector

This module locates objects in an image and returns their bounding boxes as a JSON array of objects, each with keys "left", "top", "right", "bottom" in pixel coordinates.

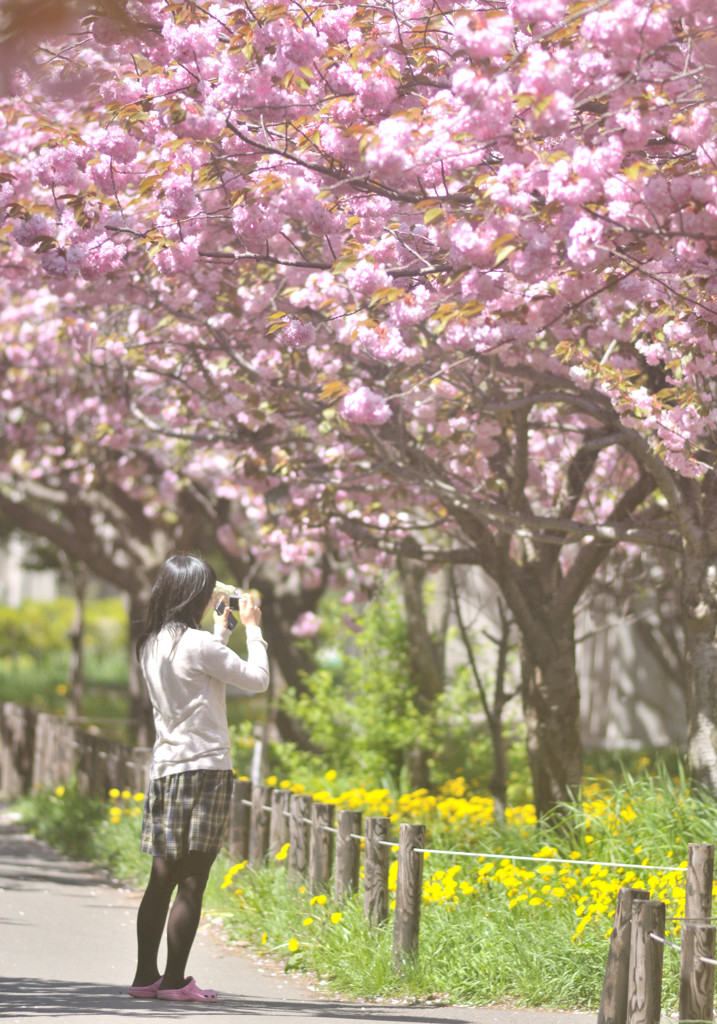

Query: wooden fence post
[
  {"left": 392, "top": 823, "right": 426, "bottom": 967},
  {"left": 686, "top": 843, "right": 714, "bottom": 922},
  {"left": 288, "top": 793, "right": 312, "bottom": 880},
  {"left": 129, "top": 747, "right": 152, "bottom": 796},
  {"left": 249, "top": 784, "right": 271, "bottom": 866},
  {"left": 269, "top": 788, "right": 291, "bottom": 858},
  {"left": 228, "top": 779, "right": 252, "bottom": 862},
  {"left": 32, "top": 713, "right": 77, "bottom": 791},
  {"left": 309, "top": 802, "right": 335, "bottom": 893},
  {"left": 680, "top": 922, "right": 716, "bottom": 1024},
  {"left": 627, "top": 899, "right": 665, "bottom": 1024},
  {"left": 76, "top": 733, "right": 132, "bottom": 797},
  {"left": 364, "top": 816, "right": 390, "bottom": 926},
  {"left": 335, "top": 809, "right": 362, "bottom": 900},
  {"left": 0, "top": 702, "right": 36, "bottom": 798},
  {"left": 598, "top": 888, "right": 650, "bottom": 1024}
]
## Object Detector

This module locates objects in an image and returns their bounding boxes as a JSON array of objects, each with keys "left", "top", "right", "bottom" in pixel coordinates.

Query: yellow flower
[
  {"left": 275, "top": 842, "right": 290, "bottom": 861},
  {"left": 529, "top": 897, "right": 544, "bottom": 906},
  {"left": 133, "top": 792, "right": 145, "bottom": 802},
  {"left": 310, "top": 894, "right": 327, "bottom": 906},
  {"left": 55, "top": 683, "right": 68, "bottom": 696},
  {"left": 302, "top": 917, "right": 313, "bottom": 926},
  {"left": 108, "top": 787, "right": 120, "bottom": 799},
  {"left": 54, "top": 785, "right": 66, "bottom": 798},
  {"left": 221, "top": 862, "right": 247, "bottom": 888},
  {"left": 288, "top": 938, "right": 299, "bottom": 953},
  {"left": 121, "top": 789, "right": 131, "bottom": 800},
  {"left": 388, "top": 861, "right": 399, "bottom": 891},
  {"left": 265, "top": 775, "right": 278, "bottom": 786},
  {"left": 324, "top": 769, "right": 338, "bottom": 782},
  {"left": 330, "top": 912, "right": 343, "bottom": 924},
  {"left": 261, "top": 932, "right": 268, "bottom": 944}
]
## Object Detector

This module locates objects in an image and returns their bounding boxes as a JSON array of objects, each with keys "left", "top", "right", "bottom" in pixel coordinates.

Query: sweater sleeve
[{"left": 200, "top": 627, "right": 270, "bottom": 694}]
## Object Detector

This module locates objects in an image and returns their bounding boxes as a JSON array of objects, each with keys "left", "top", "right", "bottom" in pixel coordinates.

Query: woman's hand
[{"left": 239, "top": 591, "right": 262, "bottom": 627}]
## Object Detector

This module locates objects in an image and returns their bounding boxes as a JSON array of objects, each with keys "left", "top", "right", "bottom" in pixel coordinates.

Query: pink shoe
[
  {"left": 128, "top": 977, "right": 163, "bottom": 999},
  {"left": 157, "top": 977, "right": 218, "bottom": 1002}
]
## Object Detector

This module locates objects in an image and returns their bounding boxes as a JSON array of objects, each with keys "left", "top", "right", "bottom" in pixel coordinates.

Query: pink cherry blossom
[
  {"left": 290, "top": 611, "right": 322, "bottom": 638},
  {"left": 340, "top": 387, "right": 392, "bottom": 425},
  {"left": 278, "top": 319, "right": 316, "bottom": 350}
]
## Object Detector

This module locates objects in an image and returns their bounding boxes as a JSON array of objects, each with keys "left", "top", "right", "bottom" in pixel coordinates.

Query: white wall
[
  {"left": 0, "top": 536, "right": 59, "bottom": 607},
  {"left": 447, "top": 569, "right": 687, "bottom": 751}
]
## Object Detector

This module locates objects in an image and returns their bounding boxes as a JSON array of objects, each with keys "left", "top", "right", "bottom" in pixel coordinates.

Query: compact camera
[{"left": 214, "top": 598, "right": 237, "bottom": 631}]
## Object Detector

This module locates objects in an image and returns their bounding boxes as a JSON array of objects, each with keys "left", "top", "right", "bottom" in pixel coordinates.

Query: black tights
[{"left": 132, "top": 850, "right": 216, "bottom": 990}]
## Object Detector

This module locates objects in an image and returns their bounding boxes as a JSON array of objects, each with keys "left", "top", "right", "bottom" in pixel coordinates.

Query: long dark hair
[{"left": 136, "top": 554, "right": 217, "bottom": 658}]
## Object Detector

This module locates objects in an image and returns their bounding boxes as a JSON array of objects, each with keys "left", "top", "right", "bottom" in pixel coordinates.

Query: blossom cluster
[{"left": 2, "top": 0, "right": 717, "bottom": 826}]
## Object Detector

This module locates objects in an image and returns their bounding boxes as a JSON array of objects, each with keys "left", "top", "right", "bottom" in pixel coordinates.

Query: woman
[{"left": 128, "top": 553, "right": 268, "bottom": 1002}]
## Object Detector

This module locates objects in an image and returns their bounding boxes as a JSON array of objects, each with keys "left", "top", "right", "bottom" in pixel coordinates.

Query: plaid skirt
[{"left": 140, "top": 769, "right": 233, "bottom": 860}]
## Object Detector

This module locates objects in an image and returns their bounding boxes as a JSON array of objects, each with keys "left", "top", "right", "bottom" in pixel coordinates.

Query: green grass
[{"left": 13, "top": 766, "right": 717, "bottom": 1009}]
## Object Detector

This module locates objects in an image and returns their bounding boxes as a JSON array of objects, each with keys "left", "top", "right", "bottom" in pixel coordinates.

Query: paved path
[{"left": 0, "top": 809, "right": 594, "bottom": 1024}]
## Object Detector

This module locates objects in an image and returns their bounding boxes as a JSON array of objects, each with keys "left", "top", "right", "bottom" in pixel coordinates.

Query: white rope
[
  {"left": 649, "top": 933, "right": 682, "bottom": 953},
  {"left": 233, "top": 793, "right": 685, "bottom": 874},
  {"left": 349, "top": 833, "right": 365, "bottom": 842},
  {"left": 648, "top": 934, "right": 717, "bottom": 968},
  {"left": 412, "top": 847, "right": 687, "bottom": 873}
]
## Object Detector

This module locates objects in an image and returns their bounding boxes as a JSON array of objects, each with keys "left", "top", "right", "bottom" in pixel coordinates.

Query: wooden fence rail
[
  {"left": 5, "top": 700, "right": 717, "bottom": 986},
  {"left": 0, "top": 701, "right": 151, "bottom": 800},
  {"left": 0, "top": 702, "right": 420, "bottom": 964}
]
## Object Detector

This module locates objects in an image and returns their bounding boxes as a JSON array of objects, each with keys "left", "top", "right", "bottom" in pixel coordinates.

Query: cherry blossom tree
[
  {"left": 0, "top": 286, "right": 335, "bottom": 744},
  {"left": 2, "top": 0, "right": 717, "bottom": 810}
]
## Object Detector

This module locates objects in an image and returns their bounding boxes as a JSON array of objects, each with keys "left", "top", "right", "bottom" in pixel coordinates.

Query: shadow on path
[
  {"left": 0, "top": 817, "right": 113, "bottom": 890},
  {"left": 0, "top": 977, "right": 468, "bottom": 1022}
]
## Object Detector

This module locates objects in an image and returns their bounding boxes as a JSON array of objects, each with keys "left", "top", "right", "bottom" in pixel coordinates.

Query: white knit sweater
[{"left": 140, "top": 623, "right": 269, "bottom": 779}]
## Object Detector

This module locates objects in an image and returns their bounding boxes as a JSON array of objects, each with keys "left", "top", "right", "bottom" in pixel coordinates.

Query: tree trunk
[
  {"left": 450, "top": 571, "right": 515, "bottom": 822},
  {"left": 66, "top": 563, "right": 87, "bottom": 724},
  {"left": 682, "top": 530, "right": 717, "bottom": 794},
  {"left": 398, "top": 556, "right": 446, "bottom": 791},
  {"left": 253, "top": 588, "right": 322, "bottom": 751},
  {"left": 521, "top": 619, "right": 582, "bottom": 820}
]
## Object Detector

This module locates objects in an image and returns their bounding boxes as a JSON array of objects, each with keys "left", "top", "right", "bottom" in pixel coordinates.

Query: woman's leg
[
  {"left": 159, "top": 850, "right": 217, "bottom": 990},
  {"left": 131, "top": 856, "right": 176, "bottom": 987}
]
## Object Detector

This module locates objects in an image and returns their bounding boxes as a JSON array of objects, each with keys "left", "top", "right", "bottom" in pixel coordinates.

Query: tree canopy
[{"left": 2, "top": 0, "right": 717, "bottom": 810}]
